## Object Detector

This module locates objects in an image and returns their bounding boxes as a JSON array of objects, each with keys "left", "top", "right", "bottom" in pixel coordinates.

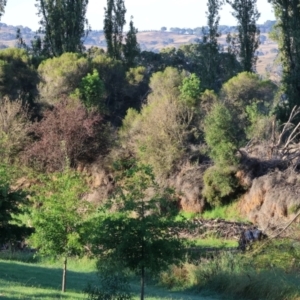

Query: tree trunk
[
  {"left": 140, "top": 265, "right": 145, "bottom": 300},
  {"left": 62, "top": 257, "right": 67, "bottom": 292}
]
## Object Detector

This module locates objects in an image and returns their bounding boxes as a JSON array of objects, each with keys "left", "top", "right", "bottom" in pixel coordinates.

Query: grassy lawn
[
  {"left": 193, "top": 237, "right": 237, "bottom": 248},
  {"left": 0, "top": 258, "right": 220, "bottom": 300}
]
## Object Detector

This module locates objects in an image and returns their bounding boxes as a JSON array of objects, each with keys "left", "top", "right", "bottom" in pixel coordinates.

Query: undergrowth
[
  {"left": 159, "top": 239, "right": 300, "bottom": 300},
  {"left": 202, "top": 202, "right": 249, "bottom": 222}
]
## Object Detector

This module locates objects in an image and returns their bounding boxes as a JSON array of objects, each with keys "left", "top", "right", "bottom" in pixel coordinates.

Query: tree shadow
[{"left": 0, "top": 260, "right": 96, "bottom": 293}]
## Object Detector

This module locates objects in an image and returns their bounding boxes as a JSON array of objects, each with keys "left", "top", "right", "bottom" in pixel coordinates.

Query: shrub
[
  {"left": 159, "top": 249, "right": 300, "bottom": 300},
  {"left": 202, "top": 166, "right": 239, "bottom": 207},
  {"left": 72, "top": 69, "right": 106, "bottom": 110},
  {"left": 245, "top": 101, "right": 274, "bottom": 141},
  {"left": 159, "top": 264, "right": 190, "bottom": 289},
  {"left": 204, "top": 102, "right": 240, "bottom": 167},
  {"left": 0, "top": 98, "right": 31, "bottom": 162},
  {"left": 23, "top": 98, "right": 109, "bottom": 172},
  {"left": 85, "top": 259, "right": 132, "bottom": 300}
]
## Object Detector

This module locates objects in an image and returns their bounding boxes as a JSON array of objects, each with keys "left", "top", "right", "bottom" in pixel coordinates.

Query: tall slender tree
[
  {"left": 35, "top": 0, "right": 89, "bottom": 57},
  {"left": 104, "top": 0, "right": 126, "bottom": 60},
  {"left": 0, "top": 0, "right": 6, "bottom": 20},
  {"left": 268, "top": 0, "right": 300, "bottom": 119},
  {"left": 123, "top": 17, "right": 140, "bottom": 68},
  {"left": 226, "top": 0, "right": 260, "bottom": 72},
  {"left": 202, "top": 0, "right": 224, "bottom": 90}
]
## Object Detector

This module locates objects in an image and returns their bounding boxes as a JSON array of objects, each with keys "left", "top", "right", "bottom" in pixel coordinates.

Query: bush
[
  {"left": 85, "top": 260, "right": 132, "bottom": 300},
  {"left": 160, "top": 249, "right": 300, "bottom": 300},
  {"left": 23, "top": 98, "right": 109, "bottom": 172},
  {"left": 0, "top": 98, "right": 31, "bottom": 162},
  {"left": 202, "top": 166, "right": 239, "bottom": 207},
  {"left": 72, "top": 69, "right": 106, "bottom": 110},
  {"left": 159, "top": 264, "right": 190, "bottom": 289},
  {"left": 204, "top": 102, "right": 240, "bottom": 167}
]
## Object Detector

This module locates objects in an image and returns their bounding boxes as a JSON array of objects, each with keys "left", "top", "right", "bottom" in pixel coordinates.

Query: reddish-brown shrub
[{"left": 23, "top": 98, "right": 109, "bottom": 172}]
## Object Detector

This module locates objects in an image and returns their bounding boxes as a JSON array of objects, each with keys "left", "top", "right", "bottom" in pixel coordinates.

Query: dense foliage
[
  {"left": 0, "top": 1, "right": 300, "bottom": 298},
  {"left": 23, "top": 98, "right": 108, "bottom": 172}
]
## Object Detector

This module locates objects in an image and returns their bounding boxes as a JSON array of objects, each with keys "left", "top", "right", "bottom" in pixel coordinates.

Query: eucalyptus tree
[
  {"left": 35, "top": 0, "right": 89, "bottom": 57},
  {"left": 226, "top": 0, "right": 260, "bottom": 72}
]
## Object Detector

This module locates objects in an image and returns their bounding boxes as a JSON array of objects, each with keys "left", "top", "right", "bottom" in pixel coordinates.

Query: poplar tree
[
  {"left": 202, "top": 0, "right": 223, "bottom": 90},
  {"left": 226, "top": 0, "right": 260, "bottom": 72},
  {"left": 123, "top": 17, "right": 140, "bottom": 67},
  {"left": 0, "top": 0, "right": 6, "bottom": 20},
  {"left": 104, "top": 0, "right": 126, "bottom": 60},
  {"left": 268, "top": 0, "right": 300, "bottom": 119},
  {"left": 35, "top": 0, "right": 89, "bottom": 57}
]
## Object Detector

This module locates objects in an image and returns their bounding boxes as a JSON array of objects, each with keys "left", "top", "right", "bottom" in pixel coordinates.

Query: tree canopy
[
  {"left": 89, "top": 163, "right": 186, "bottom": 300},
  {"left": 35, "top": 0, "right": 89, "bottom": 57}
]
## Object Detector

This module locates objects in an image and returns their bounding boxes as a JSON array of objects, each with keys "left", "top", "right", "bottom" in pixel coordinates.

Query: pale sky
[{"left": 1, "top": 0, "right": 275, "bottom": 32}]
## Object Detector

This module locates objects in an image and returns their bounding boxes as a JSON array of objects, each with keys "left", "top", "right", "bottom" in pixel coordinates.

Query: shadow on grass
[
  {"left": 0, "top": 260, "right": 97, "bottom": 293},
  {"left": 0, "top": 291, "right": 79, "bottom": 300}
]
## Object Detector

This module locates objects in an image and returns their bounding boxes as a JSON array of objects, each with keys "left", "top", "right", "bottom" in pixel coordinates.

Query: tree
[
  {"left": 23, "top": 98, "right": 108, "bottom": 172},
  {"left": 161, "top": 26, "right": 167, "bottom": 32},
  {"left": 220, "top": 71, "right": 277, "bottom": 139},
  {"left": 123, "top": 17, "right": 140, "bottom": 68},
  {"left": 0, "top": 48, "right": 39, "bottom": 105},
  {"left": 72, "top": 69, "right": 106, "bottom": 110},
  {"left": 203, "top": 102, "right": 241, "bottom": 206},
  {"left": 91, "top": 53, "right": 126, "bottom": 119},
  {"left": 30, "top": 169, "right": 89, "bottom": 292},
  {"left": 104, "top": 0, "right": 126, "bottom": 60},
  {"left": 37, "top": 52, "right": 90, "bottom": 104},
  {"left": 221, "top": 71, "right": 277, "bottom": 114},
  {"left": 0, "top": 163, "right": 32, "bottom": 248},
  {"left": 35, "top": 0, "right": 89, "bottom": 57},
  {"left": 268, "top": 0, "right": 300, "bottom": 120},
  {"left": 120, "top": 67, "right": 200, "bottom": 179},
  {"left": 226, "top": 0, "right": 260, "bottom": 72},
  {"left": 201, "top": 0, "right": 224, "bottom": 91},
  {"left": 204, "top": 102, "right": 240, "bottom": 167},
  {"left": 179, "top": 73, "right": 201, "bottom": 107},
  {"left": 0, "top": 98, "right": 31, "bottom": 163},
  {"left": 89, "top": 164, "right": 186, "bottom": 300},
  {"left": 0, "top": 0, "right": 6, "bottom": 20}
]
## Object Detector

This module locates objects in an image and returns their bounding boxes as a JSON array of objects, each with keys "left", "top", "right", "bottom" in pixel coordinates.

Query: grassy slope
[{"left": 0, "top": 258, "right": 220, "bottom": 300}]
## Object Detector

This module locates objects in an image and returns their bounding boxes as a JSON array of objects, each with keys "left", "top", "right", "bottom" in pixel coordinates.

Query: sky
[{"left": 1, "top": 0, "right": 275, "bottom": 32}]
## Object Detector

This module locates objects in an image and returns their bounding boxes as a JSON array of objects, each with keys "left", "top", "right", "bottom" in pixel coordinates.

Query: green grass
[
  {"left": 0, "top": 257, "right": 220, "bottom": 300},
  {"left": 201, "top": 202, "right": 249, "bottom": 222},
  {"left": 192, "top": 238, "right": 237, "bottom": 248}
]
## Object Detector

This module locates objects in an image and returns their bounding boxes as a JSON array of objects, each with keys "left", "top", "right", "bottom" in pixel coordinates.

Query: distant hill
[{"left": 0, "top": 21, "right": 279, "bottom": 79}]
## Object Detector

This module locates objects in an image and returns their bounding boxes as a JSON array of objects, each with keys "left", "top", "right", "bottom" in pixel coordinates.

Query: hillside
[{"left": 0, "top": 22, "right": 279, "bottom": 79}]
